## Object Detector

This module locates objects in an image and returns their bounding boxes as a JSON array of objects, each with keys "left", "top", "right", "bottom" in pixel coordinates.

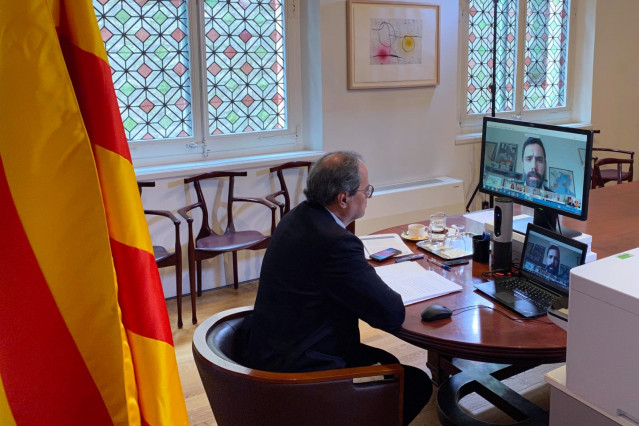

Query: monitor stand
[{"left": 533, "top": 208, "right": 582, "bottom": 238}]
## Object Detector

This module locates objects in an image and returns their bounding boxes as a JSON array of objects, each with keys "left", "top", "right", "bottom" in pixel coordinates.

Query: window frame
[
  {"left": 102, "top": 0, "right": 305, "bottom": 169},
  {"left": 458, "top": 0, "right": 576, "bottom": 134}
]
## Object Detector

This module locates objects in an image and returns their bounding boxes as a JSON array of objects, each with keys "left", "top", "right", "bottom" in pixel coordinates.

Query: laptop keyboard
[{"left": 498, "top": 277, "right": 556, "bottom": 309}]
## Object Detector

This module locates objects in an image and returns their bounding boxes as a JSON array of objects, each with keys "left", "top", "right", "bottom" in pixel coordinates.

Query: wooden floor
[{"left": 167, "top": 282, "right": 557, "bottom": 425}]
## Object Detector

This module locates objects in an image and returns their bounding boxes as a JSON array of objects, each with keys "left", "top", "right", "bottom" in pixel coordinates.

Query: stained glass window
[
  {"left": 204, "top": 0, "right": 286, "bottom": 135},
  {"left": 94, "top": 0, "right": 288, "bottom": 143},
  {"left": 466, "top": 0, "right": 569, "bottom": 115},
  {"left": 524, "top": 0, "right": 569, "bottom": 110},
  {"left": 467, "top": 0, "right": 518, "bottom": 115},
  {"left": 94, "top": 0, "right": 192, "bottom": 141}
]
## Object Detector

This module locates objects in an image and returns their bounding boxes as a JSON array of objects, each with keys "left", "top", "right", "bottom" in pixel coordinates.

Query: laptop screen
[{"left": 520, "top": 225, "right": 588, "bottom": 293}]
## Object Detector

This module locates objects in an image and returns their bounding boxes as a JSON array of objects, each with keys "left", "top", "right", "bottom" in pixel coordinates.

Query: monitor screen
[
  {"left": 521, "top": 224, "right": 588, "bottom": 293},
  {"left": 479, "top": 117, "right": 593, "bottom": 227}
]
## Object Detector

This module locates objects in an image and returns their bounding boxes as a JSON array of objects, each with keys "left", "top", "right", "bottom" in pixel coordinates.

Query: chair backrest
[
  {"left": 136, "top": 180, "right": 181, "bottom": 265},
  {"left": 193, "top": 306, "right": 403, "bottom": 426},
  {"left": 591, "top": 148, "right": 634, "bottom": 188},
  {"left": 184, "top": 171, "right": 248, "bottom": 238},
  {"left": 266, "top": 161, "right": 312, "bottom": 219},
  {"left": 137, "top": 180, "right": 155, "bottom": 194}
]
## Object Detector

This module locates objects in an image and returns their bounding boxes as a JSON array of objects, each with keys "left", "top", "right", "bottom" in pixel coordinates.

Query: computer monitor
[{"left": 479, "top": 117, "right": 594, "bottom": 237}]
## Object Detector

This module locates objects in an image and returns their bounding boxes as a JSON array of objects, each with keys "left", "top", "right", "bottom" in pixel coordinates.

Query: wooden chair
[
  {"left": 265, "top": 161, "right": 356, "bottom": 233},
  {"left": 265, "top": 161, "right": 312, "bottom": 221},
  {"left": 591, "top": 148, "right": 634, "bottom": 189},
  {"left": 178, "top": 171, "right": 276, "bottom": 322},
  {"left": 138, "top": 181, "right": 192, "bottom": 328},
  {"left": 192, "top": 306, "right": 404, "bottom": 426}
]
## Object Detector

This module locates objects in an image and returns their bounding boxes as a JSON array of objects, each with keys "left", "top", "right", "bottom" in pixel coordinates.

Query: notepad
[
  {"left": 374, "top": 261, "right": 463, "bottom": 306},
  {"left": 359, "top": 233, "right": 413, "bottom": 259}
]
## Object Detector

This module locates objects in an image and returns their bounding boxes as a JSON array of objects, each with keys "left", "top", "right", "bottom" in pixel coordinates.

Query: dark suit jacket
[{"left": 238, "top": 201, "right": 405, "bottom": 372}]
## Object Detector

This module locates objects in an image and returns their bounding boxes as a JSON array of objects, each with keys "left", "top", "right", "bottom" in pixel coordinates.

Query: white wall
[
  {"left": 320, "top": 1, "right": 472, "bottom": 192},
  {"left": 591, "top": 0, "right": 639, "bottom": 152},
  {"left": 140, "top": 0, "right": 639, "bottom": 299}
]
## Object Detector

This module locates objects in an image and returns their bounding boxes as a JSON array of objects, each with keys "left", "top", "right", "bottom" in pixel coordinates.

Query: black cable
[
  {"left": 465, "top": 0, "right": 499, "bottom": 212},
  {"left": 451, "top": 305, "right": 554, "bottom": 324}
]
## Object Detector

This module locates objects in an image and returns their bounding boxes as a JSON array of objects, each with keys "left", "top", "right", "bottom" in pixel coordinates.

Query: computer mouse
[{"left": 421, "top": 304, "right": 453, "bottom": 322}]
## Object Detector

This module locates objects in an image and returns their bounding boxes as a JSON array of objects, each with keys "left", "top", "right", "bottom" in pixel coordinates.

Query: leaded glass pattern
[
  {"left": 523, "top": 0, "right": 569, "bottom": 110},
  {"left": 204, "top": 0, "right": 286, "bottom": 135},
  {"left": 94, "top": 0, "right": 192, "bottom": 141},
  {"left": 467, "top": 0, "right": 518, "bottom": 115}
]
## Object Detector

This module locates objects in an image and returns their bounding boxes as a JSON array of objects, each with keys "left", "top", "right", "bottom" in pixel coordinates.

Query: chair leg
[
  {"left": 175, "top": 265, "right": 183, "bottom": 329},
  {"left": 232, "top": 251, "right": 238, "bottom": 289},
  {"left": 196, "top": 260, "right": 203, "bottom": 297},
  {"left": 188, "top": 256, "right": 197, "bottom": 324}
]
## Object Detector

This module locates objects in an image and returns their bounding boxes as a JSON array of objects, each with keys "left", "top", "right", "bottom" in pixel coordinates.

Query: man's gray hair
[{"left": 304, "top": 151, "right": 363, "bottom": 207}]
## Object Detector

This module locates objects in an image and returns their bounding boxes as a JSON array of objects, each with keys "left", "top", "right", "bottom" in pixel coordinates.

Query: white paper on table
[
  {"left": 359, "top": 233, "right": 413, "bottom": 259},
  {"left": 374, "top": 261, "right": 463, "bottom": 306},
  {"left": 463, "top": 209, "right": 494, "bottom": 224}
]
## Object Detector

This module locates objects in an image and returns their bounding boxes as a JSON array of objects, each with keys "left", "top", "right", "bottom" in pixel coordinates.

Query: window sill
[{"left": 134, "top": 150, "right": 324, "bottom": 180}]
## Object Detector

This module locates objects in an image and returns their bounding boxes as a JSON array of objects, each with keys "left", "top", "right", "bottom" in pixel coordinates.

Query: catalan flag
[{"left": 0, "top": 1, "right": 188, "bottom": 425}]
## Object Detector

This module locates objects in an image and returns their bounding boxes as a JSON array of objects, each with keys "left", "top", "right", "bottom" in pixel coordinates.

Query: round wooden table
[
  {"left": 372, "top": 215, "right": 565, "bottom": 425},
  {"left": 369, "top": 183, "right": 639, "bottom": 424}
]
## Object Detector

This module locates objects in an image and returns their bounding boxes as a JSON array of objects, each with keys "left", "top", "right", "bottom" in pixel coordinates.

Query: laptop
[{"left": 474, "top": 223, "right": 589, "bottom": 318}]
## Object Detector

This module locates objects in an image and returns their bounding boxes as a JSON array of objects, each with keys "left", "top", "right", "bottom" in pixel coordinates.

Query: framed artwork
[
  {"left": 528, "top": 243, "right": 546, "bottom": 266},
  {"left": 495, "top": 143, "right": 518, "bottom": 172},
  {"left": 484, "top": 174, "right": 504, "bottom": 188},
  {"left": 485, "top": 142, "right": 497, "bottom": 162},
  {"left": 549, "top": 167, "right": 575, "bottom": 196},
  {"left": 347, "top": 1, "right": 440, "bottom": 89}
]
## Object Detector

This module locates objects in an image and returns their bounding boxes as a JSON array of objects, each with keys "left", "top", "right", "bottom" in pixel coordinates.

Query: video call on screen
[
  {"left": 521, "top": 228, "right": 584, "bottom": 290},
  {"left": 481, "top": 120, "right": 589, "bottom": 216}
]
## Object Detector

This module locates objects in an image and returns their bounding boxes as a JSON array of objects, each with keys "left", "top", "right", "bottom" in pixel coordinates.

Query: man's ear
[{"left": 335, "top": 191, "right": 349, "bottom": 208}]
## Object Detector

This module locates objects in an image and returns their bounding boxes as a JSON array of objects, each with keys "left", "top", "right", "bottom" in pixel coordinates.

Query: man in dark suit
[{"left": 239, "top": 151, "right": 432, "bottom": 425}]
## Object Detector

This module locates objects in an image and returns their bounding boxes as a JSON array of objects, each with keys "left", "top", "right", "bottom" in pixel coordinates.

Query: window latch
[{"left": 186, "top": 141, "right": 209, "bottom": 157}]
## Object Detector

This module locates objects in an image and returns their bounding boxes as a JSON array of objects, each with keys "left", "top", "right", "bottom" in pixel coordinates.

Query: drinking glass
[
  {"left": 428, "top": 212, "right": 447, "bottom": 246},
  {"left": 448, "top": 224, "right": 467, "bottom": 250}
]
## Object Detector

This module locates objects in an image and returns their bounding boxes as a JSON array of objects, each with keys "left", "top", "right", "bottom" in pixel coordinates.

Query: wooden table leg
[
  {"left": 436, "top": 359, "right": 547, "bottom": 426},
  {"left": 427, "top": 351, "right": 460, "bottom": 386}
]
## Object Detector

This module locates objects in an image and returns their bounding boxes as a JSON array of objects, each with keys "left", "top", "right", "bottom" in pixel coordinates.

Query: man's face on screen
[
  {"left": 546, "top": 248, "right": 560, "bottom": 274},
  {"left": 522, "top": 143, "right": 546, "bottom": 188}
]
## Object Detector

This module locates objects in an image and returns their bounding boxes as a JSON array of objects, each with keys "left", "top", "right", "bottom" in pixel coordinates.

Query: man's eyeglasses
[{"left": 357, "top": 184, "right": 375, "bottom": 198}]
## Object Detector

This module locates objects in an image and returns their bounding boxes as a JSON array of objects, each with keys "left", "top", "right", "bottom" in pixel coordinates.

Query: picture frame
[
  {"left": 484, "top": 174, "right": 504, "bottom": 188},
  {"left": 347, "top": 0, "right": 440, "bottom": 89},
  {"left": 485, "top": 141, "right": 497, "bottom": 162},
  {"left": 495, "top": 143, "right": 518, "bottom": 172},
  {"left": 549, "top": 167, "right": 576, "bottom": 196}
]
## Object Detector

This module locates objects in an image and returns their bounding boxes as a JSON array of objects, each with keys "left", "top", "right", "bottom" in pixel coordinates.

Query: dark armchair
[
  {"left": 178, "top": 171, "right": 276, "bottom": 323},
  {"left": 138, "top": 181, "right": 191, "bottom": 328},
  {"left": 192, "top": 306, "right": 404, "bottom": 426}
]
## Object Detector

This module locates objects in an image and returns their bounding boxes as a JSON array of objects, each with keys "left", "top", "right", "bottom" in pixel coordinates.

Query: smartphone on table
[{"left": 370, "top": 248, "right": 402, "bottom": 262}]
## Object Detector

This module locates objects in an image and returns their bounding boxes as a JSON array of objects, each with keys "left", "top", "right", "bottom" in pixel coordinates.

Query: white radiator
[{"left": 355, "top": 177, "right": 465, "bottom": 236}]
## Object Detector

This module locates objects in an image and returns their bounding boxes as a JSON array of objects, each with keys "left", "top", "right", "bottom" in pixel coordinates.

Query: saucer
[{"left": 400, "top": 231, "right": 428, "bottom": 242}]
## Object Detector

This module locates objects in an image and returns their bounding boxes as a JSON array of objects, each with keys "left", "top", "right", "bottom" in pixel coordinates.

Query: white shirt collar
[{"left": 325, "top": 207, "right": 346, "bottom": 229}]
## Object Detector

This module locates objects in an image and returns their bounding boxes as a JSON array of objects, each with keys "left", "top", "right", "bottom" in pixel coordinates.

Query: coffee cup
[{"left": 407, "top": 224, "right": 426, "bottom": 239}]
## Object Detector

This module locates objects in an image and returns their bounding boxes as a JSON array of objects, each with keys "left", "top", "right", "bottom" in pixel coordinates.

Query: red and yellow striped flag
[{"left": 0, "top": 1, "right": 188, "bottom": 424}]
